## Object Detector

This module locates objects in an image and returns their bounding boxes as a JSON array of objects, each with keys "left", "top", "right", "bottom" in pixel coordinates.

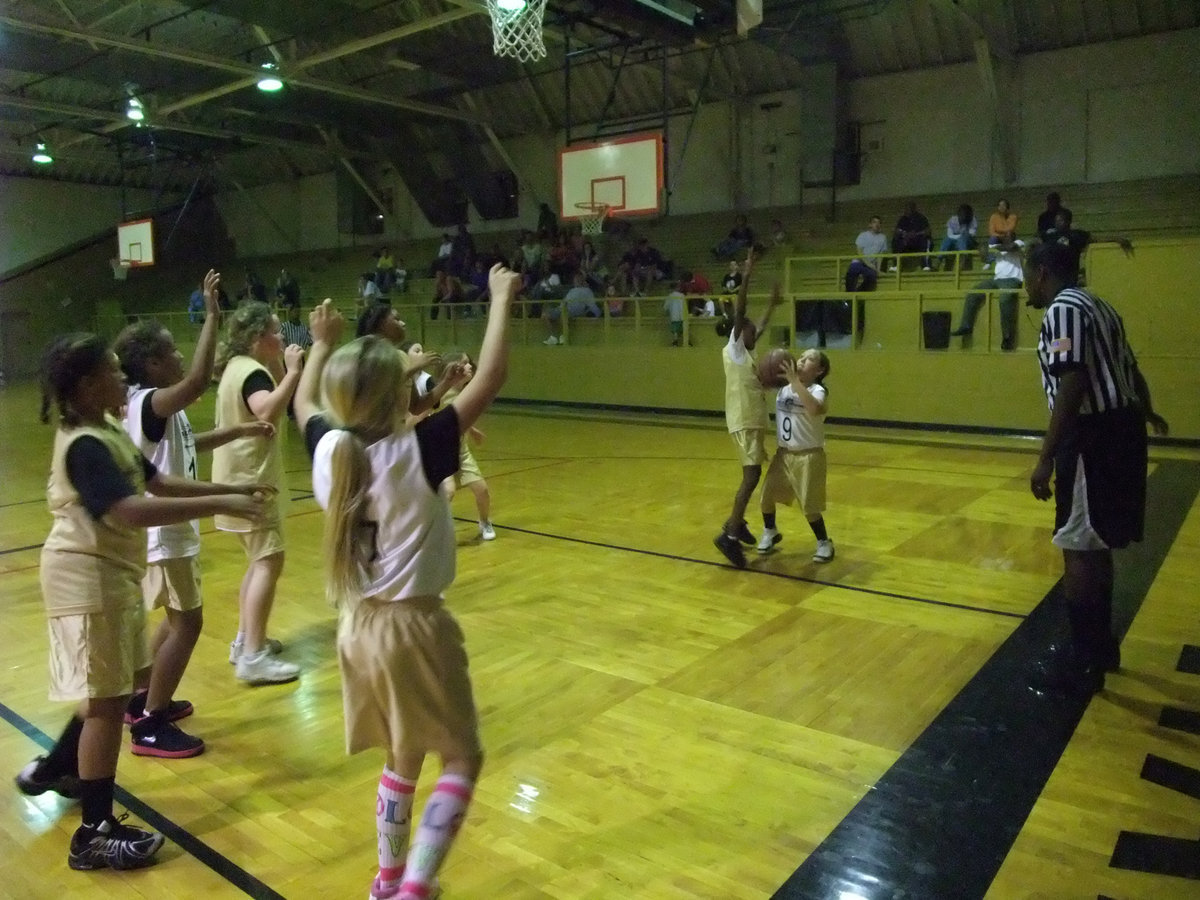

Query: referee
[{"left": 1025, "top": 241, "right": 1169, "bottom": 695}]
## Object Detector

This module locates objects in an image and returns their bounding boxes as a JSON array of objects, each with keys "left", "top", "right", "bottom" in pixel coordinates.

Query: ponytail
[{"left": 322, "top": 430, "right": 373, "bottom": 609}]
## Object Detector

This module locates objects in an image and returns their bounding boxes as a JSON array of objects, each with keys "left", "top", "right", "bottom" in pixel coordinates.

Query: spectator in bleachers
[
  {"left": 614, "top": 238, "right": 666, "bottom": 297},
  {"left": 845, "top": 216, "right": 888, "bottom": 292},
  {"left": 680, "top": 269, "right": 713, "bottom": 316},
  {"left": 514, "top": 230, "right": 546, "bottom": 291},
  {"left": 604, "top": 284, "right": 624, "bottom": 317},
  {"left": 938, "top": 204, "right": 978, "bottom": 269},
  {"left": 722, "top": 259, "right": 742, "bottom": 294},
  {"left": 188, "top": 280, "right": 206, "bottom": 324},
  {"left": 663, "top": 280, "right": 687, "bottom": 346},
  {"left": 713, "top": 214, "right": 756, "bottom": 260},
  {"left": 450, "top": 223, "right": 476, "bottom": 278},
  {"left": 770, "top": 219, "right": 789, "bottom": 249},
  {"left": 238, "top": 269, "right": 267, "bottom": 304},
  {"left": 431, "top": 269, "right": 466, "bottom": 320},
  {"left": 1040, "top": 209, "right": 1134, "bottom": 261},
  {"left": 375, "top": 247, "right": 395, "bottom": 293},
  {"left": 892, "top": 202, "right": 933, "bottom": 270},
  {"left": 1036, "top": 192, "right": 1071, "bottom": 242},
  {"left": 357, "top": 273, "right": 381, "bottom": 308},
  {"left": 391, "top": 258, "right": 408, "bottom": 294},
  {"left": 543, "top": 273, "right": 601, "bottom": 345},
  {"left": 464, "top": 259, "right": 490, "bottom": 315},
  {"left": 280, "top": 305, "right": 312, "bottom": 349},
  {"left": 274, "top": 268, "right": 300, "bottom": 311},
  {"left": 547, "top": 233, "right": 579, "bottom": 283},
  {"left": 983, "top": 199, "right": 1018, "bottom": 269},
  {"left": 429, "top": 234, "right": 452, "bottom": 277},
  {"left": 537, "top": 202, "right": 559, "bottom": 241},
  {"left": 951, "top": 234, "right": 1025, "bottom": 350},
  {"left": 579, "top": 237, "right": 607, "bottom": 292}
]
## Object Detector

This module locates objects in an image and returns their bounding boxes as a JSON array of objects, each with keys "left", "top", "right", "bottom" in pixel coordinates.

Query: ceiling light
[
  {"left": 31, "top": 141, "right": 53, "bottom": 164},
  {"left": 496, "top": 0, "right": 527, "bottom": 10},
  {"left": 257, "top": 62, "right": 284, "bottom": 92},
  {"left": 126, "top": 97, "right": 145, "bottom": 121}
]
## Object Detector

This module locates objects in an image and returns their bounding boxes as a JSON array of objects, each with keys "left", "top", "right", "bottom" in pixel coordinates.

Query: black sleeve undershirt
[
  {"left": 415, "top": 406, "right": 461, "bottom": 491},
  {"left": 304, "top": 414, "right": 333, "bottom": 460},
  {"left": 139, "top": 389, "right": 167, "bottom": 444},
  {"left": 66, "top": 437, "right": 158, "bottom": 519},
  {"left": 241, "top": 370, "right": 274, "bottom": 406}
]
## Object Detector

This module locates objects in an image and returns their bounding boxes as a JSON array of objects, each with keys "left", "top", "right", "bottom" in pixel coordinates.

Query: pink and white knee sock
[
  {"left": 399, "top": 774, "right": 474, "bottom": 899},
  {"left": 374, "top": 767, "right": 417, "bottom": 894}
]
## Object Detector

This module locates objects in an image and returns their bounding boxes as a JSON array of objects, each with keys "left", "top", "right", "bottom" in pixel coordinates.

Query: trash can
[{"left": 922, "top": 311, "right": 951, "bottom": 350}]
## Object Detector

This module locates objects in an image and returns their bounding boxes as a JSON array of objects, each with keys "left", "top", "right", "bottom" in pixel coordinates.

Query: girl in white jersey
[
  {"left": 113, "top": 269, "right": 275, "bottom": 758},
  {"left": 17, "top": 333, "right": 264, "bottom": 872},
  {"left": 300, "top": 266, "right": 519, "bottom": 900},
  {"left": 756, "top": 349, "right": 835, "bottom": 563}
]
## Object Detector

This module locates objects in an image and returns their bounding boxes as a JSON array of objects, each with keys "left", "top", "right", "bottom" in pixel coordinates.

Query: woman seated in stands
[
  {"left": 713, "top": 214, "right": 755, "bottom": 260},
  {"left": 431, "top": 270, "right": 467, "bottom": 320}
]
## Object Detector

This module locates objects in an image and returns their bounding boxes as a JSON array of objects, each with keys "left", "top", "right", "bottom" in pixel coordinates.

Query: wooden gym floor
[{"left": 1, "top": 382, "right": 1198, "bottom": 899}]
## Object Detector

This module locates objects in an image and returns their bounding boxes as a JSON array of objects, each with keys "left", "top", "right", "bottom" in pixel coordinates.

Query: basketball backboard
[
  {"left": 559, "top": 133, "right": 662, "bottom": 221},
  {"left": 117, "top": 218, "right": 155, "bottom": 267}
]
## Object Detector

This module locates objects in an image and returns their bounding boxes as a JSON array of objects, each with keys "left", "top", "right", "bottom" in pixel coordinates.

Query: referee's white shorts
[{"left": 1053, "top": 458, "right": 1109, "bottom": 552}]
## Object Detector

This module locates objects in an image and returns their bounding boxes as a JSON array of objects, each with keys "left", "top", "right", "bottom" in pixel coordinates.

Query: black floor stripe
[
  {"left": 773, "top": 457, "right": 1200, "bottom": 899},
  {"left": 0, "top": 542, "right": 42, "bottom": 557},
  {"left": 1158, "top": 706, "right": 1200, "bottom": 735},
  {"left": 465, "top": 518, "right": 1028, "bottom": 621},
  {"left": 1177, "top": 645, "right": 1200, "bottom": 675},
  {"left": 1140, "top": 754, "right": 1200, "bottom": 801},
  {"left": 0, "top": 700, "right": 284, "bottom": 899},
  {"left": 1110, "top": 831, "right": 1200, "bottom": 880}
]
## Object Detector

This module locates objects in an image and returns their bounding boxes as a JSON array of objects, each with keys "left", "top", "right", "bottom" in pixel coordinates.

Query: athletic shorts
[
  {"left": 238, "top": 526, "right": 285, "bottom": 561},
  {"left": 761, "top": 446, "right": 827, "bottom": 518},
  {"left": 730, "top": 428, "right": 767, "bottom": 467},
  {"left": 669, "top": 320, "right": 683, "bottom": 336},
  {"left": 337, "top": 595, "right": 481, "bottom": 762},
  {"left": 458, "top": 446, "right": 483, "bottom": 487},
  {"left": 1053, "top": 407, "right": 1147, "bottom": 551},
  {"left": 47, "top": 602, "right": 150, "bottom": 701},
  {"left": 143, "top": 556, "right": 203, "bottom": 612}
]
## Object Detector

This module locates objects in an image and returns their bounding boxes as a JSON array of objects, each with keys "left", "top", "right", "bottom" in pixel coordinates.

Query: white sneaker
[
  {"left": 229, "top": 636, "right": 284, "bottom": 664},
  {"left": 556, "top": 335, "right": 566, "bottom": 345},
  {"left": 479, "top": 521, "right": 496, "bottom": 541},
  {"left": 756, "top": 528, "right": 782, "bottom": 553},
  {"left": 921, "top": 265, "right": 932, "bottom": 271},
  {"left": 543, "top": 335, "right": 558, "bottom": 345},
  {"left": 236, "top": 649, "right": 299, "bottom": 685},
  {"left": 813, "top": 539, "right": 835, "bottom": 563},
  {"left": 982, "top": 262, "right": 991, "bottom": 271}
]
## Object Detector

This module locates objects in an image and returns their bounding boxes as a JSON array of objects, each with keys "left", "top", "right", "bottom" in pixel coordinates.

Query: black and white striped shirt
[
  {"left": 280, "top": 320, "right": 312, "bottom": 349},
  {"left": 1036, "top": 286, "right": 1138, "bottom": 414}
]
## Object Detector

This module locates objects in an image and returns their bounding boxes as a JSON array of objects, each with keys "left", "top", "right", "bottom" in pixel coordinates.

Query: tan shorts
[
  {"left": 47, "top": 603, "right": 150, "bottom": 701},
  {"left": 458, "top": 446, "right": 483, "bottom": 487},
  {"left": 730, "top": 429, "right": 767, "bottom": 467},
  {"left": 143, "top": 556, "right": 203, "bottom": 612},
  {"left": 337, "top": 596, "right": 481, "bottom": 762},
  {"left": 238, "top": 526, "right": 285, "bottom": 561},
  {"left": 762, "top": 447, "right": 827, "bottom": 518}
]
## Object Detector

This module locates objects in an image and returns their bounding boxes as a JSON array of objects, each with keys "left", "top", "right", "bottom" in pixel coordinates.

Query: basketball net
[
  {"left": 736, "top": 0, "right": 763, "bottom": 36},
  {"left": 575, "top": 203, "right": 609, "bottom": 236},
  {"left": 486, "top": 0, "right": 548, "bottom": 63},
  {"left": 111, "top": 258, "right": 130, "bottom": 281}
]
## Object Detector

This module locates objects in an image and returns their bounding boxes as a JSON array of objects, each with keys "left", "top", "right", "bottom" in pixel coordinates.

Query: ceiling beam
[
  {"left": 0, "top": 93, "right": 375, "bottom": 160},
  {"left": 0, "top": 9, "right": 486, "bottom": 146}
]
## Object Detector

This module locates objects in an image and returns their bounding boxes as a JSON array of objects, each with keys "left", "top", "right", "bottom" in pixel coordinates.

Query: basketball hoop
[
  {"left": 486, "top": 0, "right": 548, "bottom": 63},
  {"left": 110, "top": 258, "right": 131, "bottom": 281},
  {"left": 575, "top": 202, "right": 609, "bottom": 236}
]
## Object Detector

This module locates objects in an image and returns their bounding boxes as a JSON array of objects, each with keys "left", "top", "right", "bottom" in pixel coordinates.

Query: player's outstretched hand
[
  {"left": 310, "top": 299, "right": 344, "bottom": 345},
  {"left": 407, "top": 348, "right": 441, "bottom": 374},
  {"left": 487, "top": 263, "right": 522, "bottom": 304},
  {"left": 221, "top": 492, "right": 268, "bottom": 524},
  {"left": 202, "top": 269, "right": 221, "bottom": 318},
  {"left": 284, "top": 344, "right": 305, "bottom": 373},
  {"left": 240, "top": 421, "right": 276, "bottom": 440},
  {"left": 1029, "top": 457, "right": 1054, "bottom": 501}
]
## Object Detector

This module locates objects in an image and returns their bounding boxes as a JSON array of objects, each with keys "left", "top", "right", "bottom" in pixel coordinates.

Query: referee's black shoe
[
  {"left": 714, "top": 532, "right": 747, "bottom": 569},
  {"left": 1028, "top": 657, "right": 1105, "bottom": 698}
]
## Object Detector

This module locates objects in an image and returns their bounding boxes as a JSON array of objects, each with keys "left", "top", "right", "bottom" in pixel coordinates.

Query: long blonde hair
[
  {"left": 321, "top": 336, "right": 410, "bottom": 608},
  {"left": 215, "top": 301, "right": 273, "bottom": 377}
]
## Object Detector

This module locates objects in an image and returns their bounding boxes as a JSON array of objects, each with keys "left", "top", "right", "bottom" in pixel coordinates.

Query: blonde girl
[
  {"left": 212, "top": 301, "right": 304, "bottom": 684},
  {"left": 303, "top": 265, "right": 519, "bottom": 900}
]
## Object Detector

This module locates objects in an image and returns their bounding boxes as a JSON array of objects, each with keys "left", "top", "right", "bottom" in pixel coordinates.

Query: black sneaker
[
  {"left": 124, "top": 693, "right": 194, "bottom": 726},
  {"left": 1028, "top": 658, "right": 1105, "bottom": 698},
  {"left": 130, "top": 720, "right": 205, "bottom": 759},
  {"left": 15, "top": 756, "right": 82, "bottom": 800},
  {"left": 713, "top": 532, "right": 747, "bottom": 568},
  {"left": 68, "top": 815, "right": 164, "bottom": 870},
  {"left": 734, "top": 521, "right": 756, "bottom": 546}
]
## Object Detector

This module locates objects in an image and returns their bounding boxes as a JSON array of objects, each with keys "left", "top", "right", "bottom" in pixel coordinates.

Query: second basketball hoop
[
  {"left": 486, "top": 0, "right": 549, "bottom": 63},
  {"left": 574, "top": 202, "right": 609, "bottom": 236}
]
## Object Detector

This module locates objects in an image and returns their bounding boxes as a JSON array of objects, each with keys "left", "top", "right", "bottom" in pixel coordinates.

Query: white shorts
[{"left": 1052, "top": 460, "right": 1109, "bottom": 552}]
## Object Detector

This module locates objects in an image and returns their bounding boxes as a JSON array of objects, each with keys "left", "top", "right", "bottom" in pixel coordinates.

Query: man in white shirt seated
[
  {"left": 544, "top": 273, "right": 600, "bottom": 345},
  {"left": 950, "top": 233, "right": 1025, "bottom": 350},
  {"left": 844, "top": 216, "right": 888, "bottom": 292}
]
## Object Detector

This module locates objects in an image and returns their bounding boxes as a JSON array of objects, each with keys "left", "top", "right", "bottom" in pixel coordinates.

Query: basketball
[{"left": 755, "top": 347, "right": 792, "bottom": 388}]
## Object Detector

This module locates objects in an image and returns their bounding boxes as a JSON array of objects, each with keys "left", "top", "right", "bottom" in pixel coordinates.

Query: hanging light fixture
[
  {"left": 257, "top": 62, "right": 284, "bottom": 92},
  {"left": 126, "top": 96, "right": 145, "bottom": 121},
  {"left": 496, "top": 0, "right": 527, "bottom": 9},
  {"left": 31, "top": 141, "right": 53, "bottom": 164}
]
